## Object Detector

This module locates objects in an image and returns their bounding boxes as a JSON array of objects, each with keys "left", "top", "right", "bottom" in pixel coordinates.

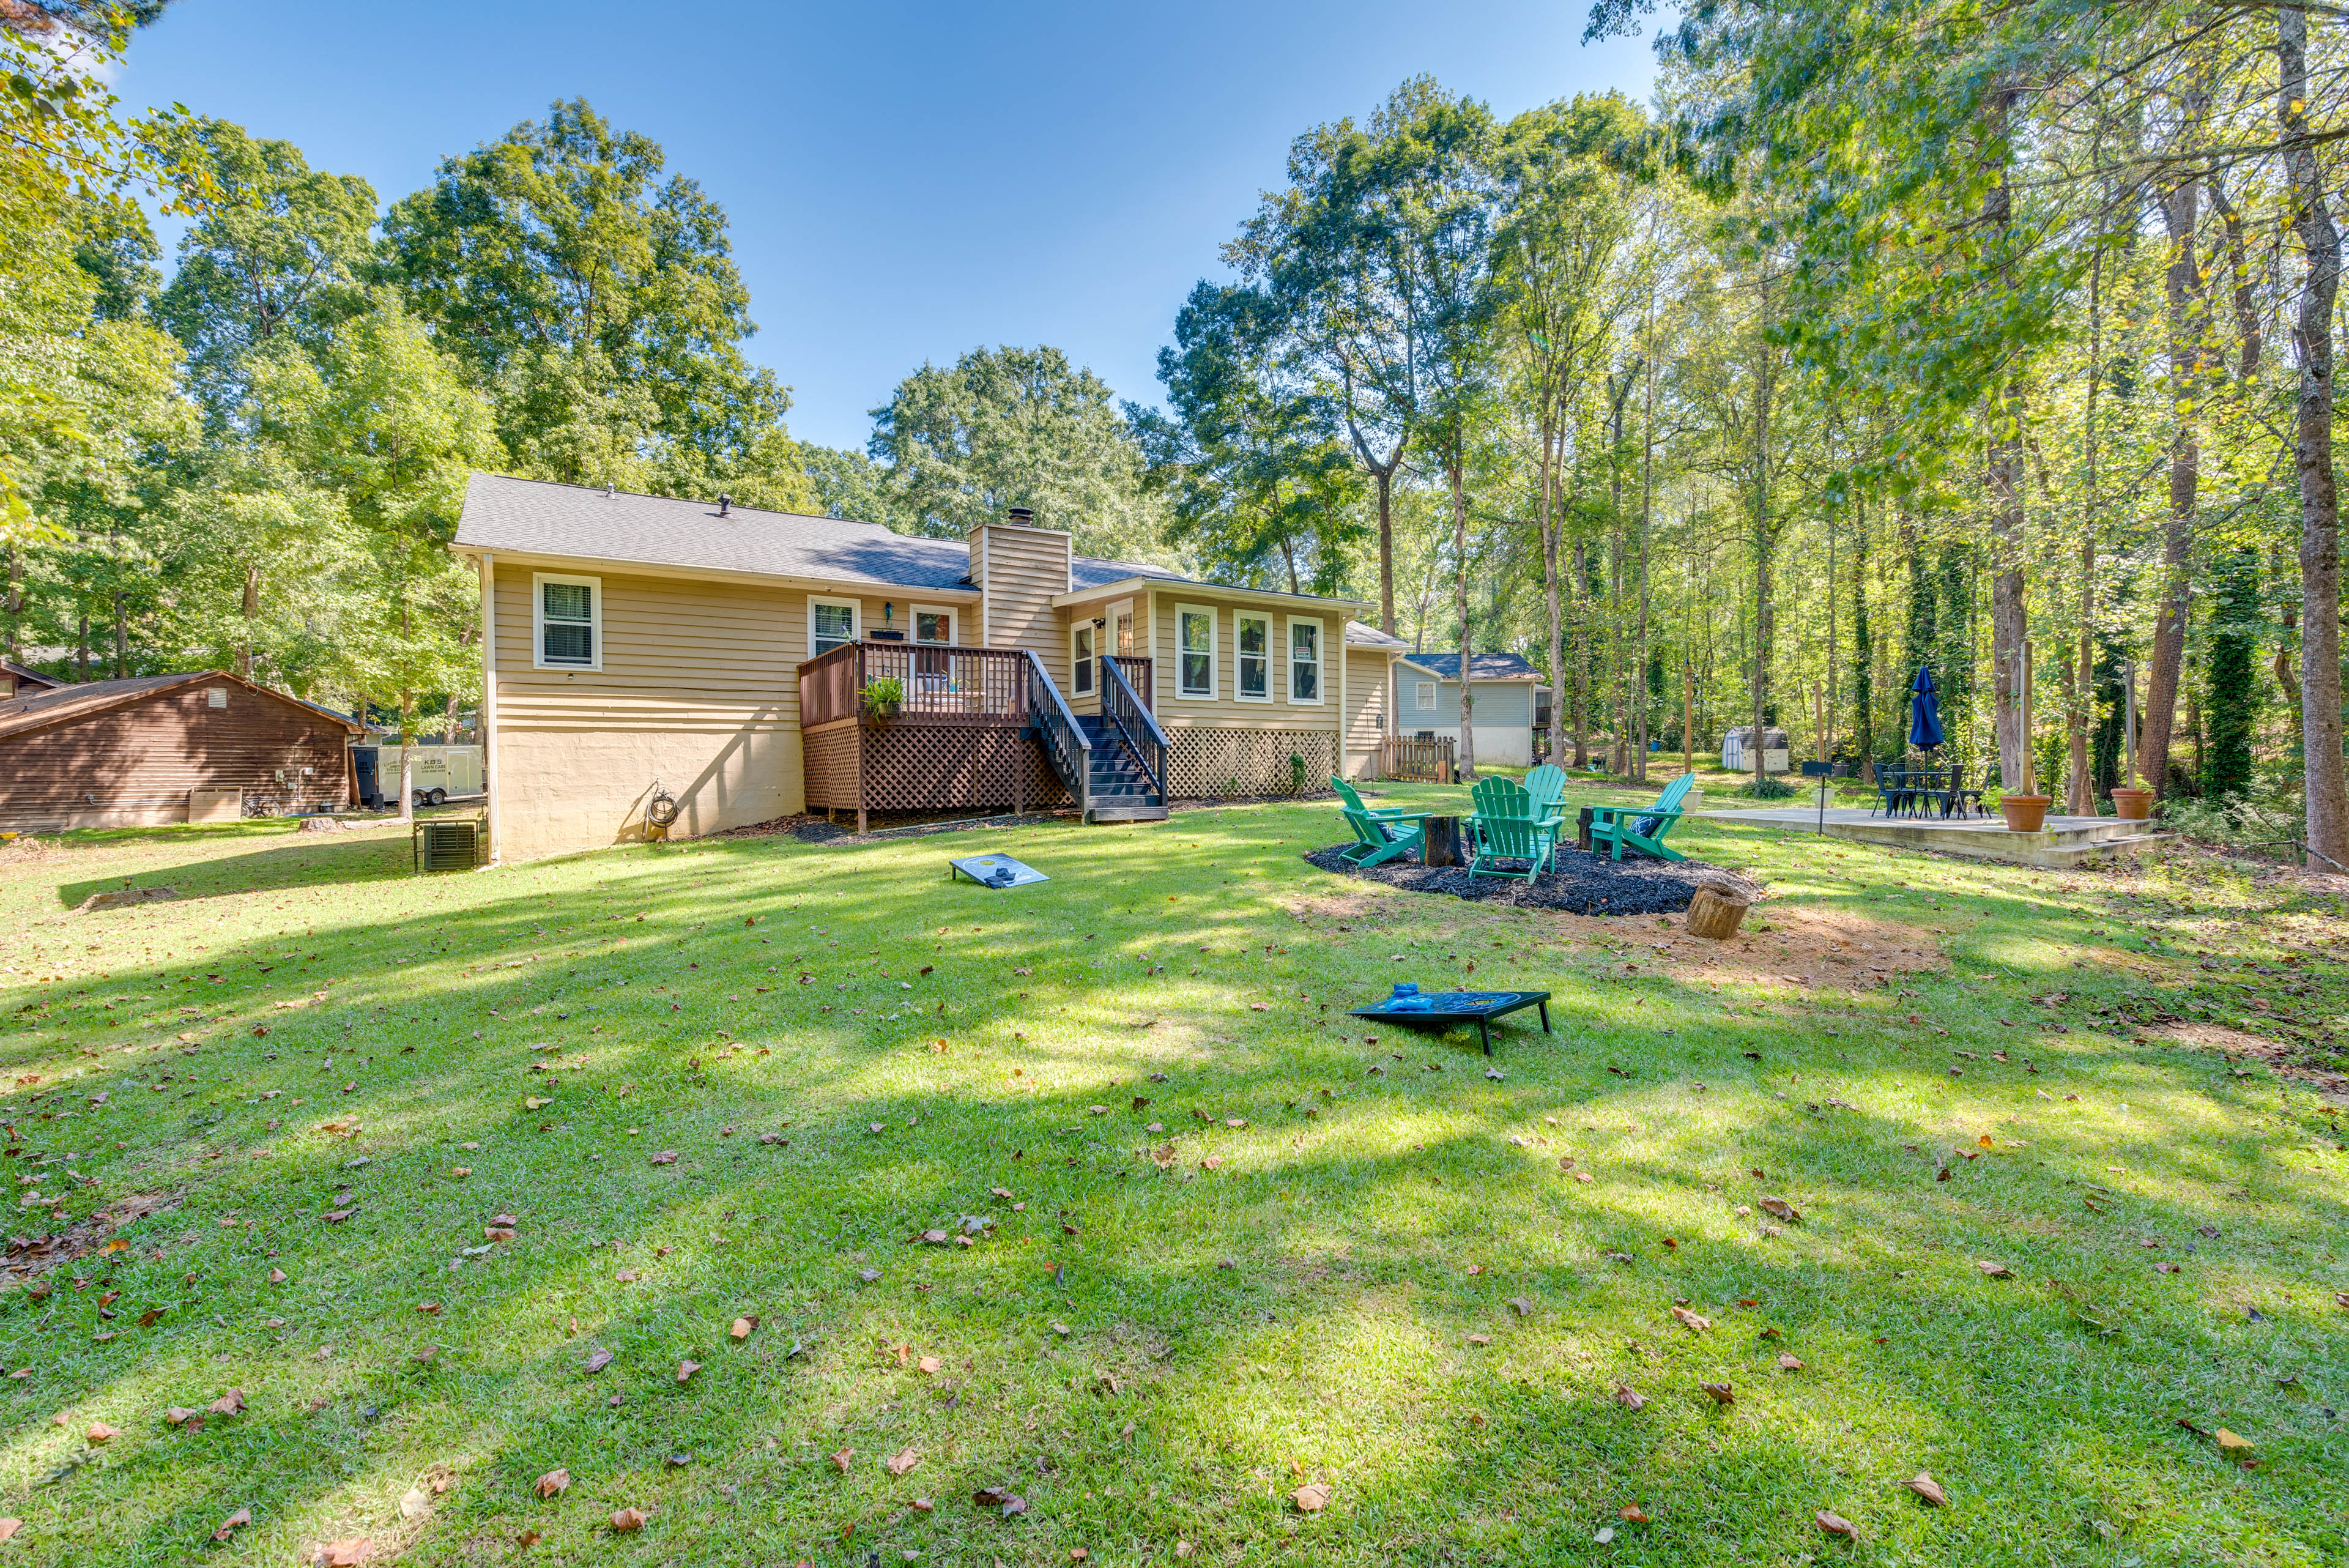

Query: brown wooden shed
[{"left": 0, "top": 672, "right": 361, "bottom": 832}]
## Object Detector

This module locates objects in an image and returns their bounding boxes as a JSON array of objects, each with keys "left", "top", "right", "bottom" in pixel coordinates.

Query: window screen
[
  {"left": 812, "top": 601, "right": 856, "bottom": 655},
  {"left": 541, "top": 581, "right": 595, "bottom": 666},
  {"left": 1237, "top": 615, "right": 1268, "bottom": 699},
  {"left": 1289, "top": 621, "right": 1319, "bottom": 701},
  {"left": 1179, "top": 609, "right": 1214, "bottom": 696}
]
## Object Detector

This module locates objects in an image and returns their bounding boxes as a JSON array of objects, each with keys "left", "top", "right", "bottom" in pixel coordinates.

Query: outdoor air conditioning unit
[{"left": 413, "top": 816, "right": 483, "bottom": 873}]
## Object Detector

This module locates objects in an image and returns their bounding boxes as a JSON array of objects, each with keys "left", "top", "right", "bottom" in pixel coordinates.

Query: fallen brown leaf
[
  {"left": 317, "top": 1540, "right": 369, "bottom": 1566},
  {"left": 210, "top": 1507, "right": 250, "bottom": 1542},
  {"left": 649, "top": 1150, "right": 677, "bottom": 1165},
  {"left": 1777, "top": 1353, "right": 1805, "bottom": 1372},
  {"left": 1975, "top": 1261, "right": 2011, "bottom": 1279},
  {"left": 533, "top": 1468, "right": 570, "bottom": 1499},
  {"left": 1700, "top": 1381, "right": 1735, "bottom": 1405},
  {"left": 1293, "top": 1482, "right": 1331, "bottom": 1514},
  {"left": 2214, "top": 1429, "right": 2253, "bottom": 1452},
  {"left": 513, "top": 1530, "right": 541, "bottom": 1548},
  {"left": 1619, "top": 1504, "right": 1650, "bottom": 1524},
  {"left": 829, "top": 1447, "right": 855, "bottom": 1473},
  {"left": 584, "top": 1349, "right": 613, "bottom": 1373},
  {"left": 1903, "top": 1472, "right": 1948, "bottom": 1507},
  {"left": 609, "top": 1507, "right": 647, "bottom": 1533},
  {"left": 0, "top": 1520, "right": 22, "bottom": 1544},
  {"left": 1507, "top": 1296, "right": 1534, "bottom": 1317},
  {"left": 207, "top": 1388, "right": 243, "bottom": 1416},
  {"left": 86, "top": 1422, "right": 119, "bottom": 1444},
  {"left": 1757, "top": 1196, "right": 1802, "bottom": 1224},
  {"left": 916, "top": 1355, "right": 941, "bottom": 1375},
  {"left": 1670, "top": 1306, "right": 1712, "bottom": 1332},
  {"left": 675, "top": 1360, "right": 700, "bottom": 1384},
  {"left": 1614, "top": 1383, "right": 1647, "bottom": 1411},
  {"left": 730, "top": 1317, "right": 757, "bottom": 1340},
  {"left": 887, "top": 1446, "right": 921, "bottom": 1477},
  {"left": 1817, "top": 1510, "right": 1857, "bottom": 1538},
  {"left": 267, "top": 1268, "right": 288, "bottom": 1285},
  {"left": 164, "top": 1406, "right": 197, "bottom": 1426}
]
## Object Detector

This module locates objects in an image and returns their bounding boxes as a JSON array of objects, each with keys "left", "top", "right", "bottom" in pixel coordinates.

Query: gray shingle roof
[
  {"left": 1343, "top": 622, "right": 1411, "bottom": 651},
  {"left": 1398, "top": 652, "right": 1542, "bottom": 682},
  {"left": 451, "top": 474, "right": 1188, "bottom": 595}
]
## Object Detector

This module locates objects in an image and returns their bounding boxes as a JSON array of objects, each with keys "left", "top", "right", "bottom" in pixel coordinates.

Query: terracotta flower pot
[
  {"left": 1997, "top": 794, "right": 2052, "bottom": 833},
  {"left": 2109, "top": 786, "right": 2153, "bottom": 821}
]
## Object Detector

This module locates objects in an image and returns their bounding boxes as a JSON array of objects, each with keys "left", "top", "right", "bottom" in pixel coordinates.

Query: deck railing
[
  {"left": 1107, "top": 655, "right": 1152, "bottom": 708},
  {"left": 1100, "top": 653, "right": 1167, "bottom": 800},
  {"left": 1024, "top": 650, "right": 1090, "bottom": 817},
  {"left": 800, "top": 641, "right": 1033, "bottom": 728},
  {"left": 1380, "top": 735, "right": 1455, "bottom": 782}
]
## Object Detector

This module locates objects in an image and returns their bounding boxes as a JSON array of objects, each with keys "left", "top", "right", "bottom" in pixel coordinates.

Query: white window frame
[
  {"left": 1176, "top": 604, "right": 1217, "bottom": 700},
  {"left": 1234, "top": 612, "right": 1271, "bottom": 703},
  {"left": 533, "top": 572, "right": 602, "bottom": 671},
  {"left": 1286, "top": 616, "right": 1324, "bottom": 704},
  {"left": 206, "top": 686, "right": 228, "bottom": 708},
  {"left": 910, "top": 603, "right": 956, "bottom": 645},
  {"left": 1416, "top": 680, "right": 1437, "bottom": 710},
  {"left": 808, "top": 595, "right": 859, "bottom": 658},
  {"left": 1071, "top": 622, "right": 1097, "bottom": 697}
]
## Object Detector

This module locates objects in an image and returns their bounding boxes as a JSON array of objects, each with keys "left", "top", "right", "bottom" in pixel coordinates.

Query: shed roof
[
  {"left": 2, "top": 660, "right": 61, "bottom": 691},
  {"left": 0, "top": 672, "right": 363, "bottom": 745}
]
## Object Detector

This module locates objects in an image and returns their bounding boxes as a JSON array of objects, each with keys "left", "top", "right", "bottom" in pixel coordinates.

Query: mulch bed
[{"left": 1303, "top": 843, "right": 1753, "bottom": 915}]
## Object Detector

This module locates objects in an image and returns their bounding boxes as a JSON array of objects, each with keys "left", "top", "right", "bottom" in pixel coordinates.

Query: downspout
[{"left": 480, "top": 552, "right": 500, "bottom": 865}]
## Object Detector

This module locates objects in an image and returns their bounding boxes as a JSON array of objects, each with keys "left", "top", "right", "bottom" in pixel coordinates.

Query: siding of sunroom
[
  {"left": 1342, "top": 649, "right": 1392, "bottom": 778},
  {"left": 1141, "top": 591, "right": 1346, "bottom": 731}
]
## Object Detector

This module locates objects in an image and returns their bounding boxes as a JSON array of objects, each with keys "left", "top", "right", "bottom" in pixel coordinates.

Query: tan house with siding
[{"left": 451, "top": 475, "right": 1407, "bottom": 863}]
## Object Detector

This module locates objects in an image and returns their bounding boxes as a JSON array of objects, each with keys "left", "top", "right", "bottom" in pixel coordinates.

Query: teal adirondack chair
[
  {"left": 1523, "top": 764, "right": 1568, "bottom": 823},
  {"left": 1466, "top": 775, "right": 1556, "bottom": 882},
  {"left": 1332, "top": 776, "right": 1429, "bottom": 868},
  {"left": 1588, "top": 772, "right": 1696, "bottom": 862}
]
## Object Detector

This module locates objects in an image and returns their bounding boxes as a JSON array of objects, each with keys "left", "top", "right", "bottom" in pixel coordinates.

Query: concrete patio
[{"left": 1698, "top": 801, "right": 2172, "bottom": 868}]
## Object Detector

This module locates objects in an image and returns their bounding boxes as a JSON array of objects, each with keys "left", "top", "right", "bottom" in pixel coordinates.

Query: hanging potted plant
[{"left": 861, "top": 676, "right": 904, "bottom": 725}]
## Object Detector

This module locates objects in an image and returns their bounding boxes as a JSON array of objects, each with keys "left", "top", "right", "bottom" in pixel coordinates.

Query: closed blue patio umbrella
[{"left": 1909, "top": 666, "right": 1945, "bottom": 751}]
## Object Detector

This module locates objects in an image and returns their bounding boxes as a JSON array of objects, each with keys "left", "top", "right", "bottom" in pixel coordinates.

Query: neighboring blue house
[{"left": 1395, "top": 652, "right": 1542, "bottom": 767}]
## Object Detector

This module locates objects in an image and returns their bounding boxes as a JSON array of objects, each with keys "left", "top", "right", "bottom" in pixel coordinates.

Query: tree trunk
[
  {"left": 239, "top": 560, "right": 260, "bottom": 680},
  {"left": 2284, "top": 4, "right": 2349, "bottom": 868},
  {"left": 1450, "top": 456, "right": 1476, "bottom": 782},
  {"left": 2142, "top": 92, "right": 2208, "bottom": 801},
  {"left": 1571, "top": 540, "right": 1589, "bottom": 766},
  {"left": 2069, "top": 248, "right": 2105, "bottom": 816},
  {"left": 112, "top": 589, "right": 127, "bottom": 678},
  {"left": 3, "top": 546, "right": 19, "bottom": 661},
  {"left": 1852, "top": 496, "right": 1874, "bottom": 773},
  {"left": 76, "top": 601, "right": 89, "bottom": 681},
  {"left": 1540, "top": 427, "right": 1567, "bottom": 765},
  {"left": 1983, "top": 78, "right": 2030, "bottom": 792}
]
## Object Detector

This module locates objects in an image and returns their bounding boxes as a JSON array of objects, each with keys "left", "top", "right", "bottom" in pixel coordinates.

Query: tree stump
[
  {"left": 1685, "top": 880, "right": 1752, "bottom": 940},
  {"left": 1422, "top": 815, "right": 1463, "bottom": 868}
]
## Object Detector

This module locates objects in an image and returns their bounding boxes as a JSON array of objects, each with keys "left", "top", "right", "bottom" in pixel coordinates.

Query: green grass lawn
[{"left": 0, "top": 790, "right": 2343, "bottom": 1567}]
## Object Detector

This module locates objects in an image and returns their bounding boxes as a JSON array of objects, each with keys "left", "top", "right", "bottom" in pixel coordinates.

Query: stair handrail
[
  {"left": 1022, "top": 649, "right": 1091, "bottom": 818},
  {"left": 1099, "top": 653, "right": 1167, "bottom": 802}
]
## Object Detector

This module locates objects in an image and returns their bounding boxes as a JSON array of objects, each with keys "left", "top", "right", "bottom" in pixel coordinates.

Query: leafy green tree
[
  {"left": 1137, "top": 281, "right": 1363, "bottom": 593},
  {"left": 152, "top": 117, "right": 378, "bottom": 424},
  {"left": 380, "top": 98, "right": 811, "bottom": 508},
  {"left": 866, "top": 344, "right": 1165, "bottom": 557}
]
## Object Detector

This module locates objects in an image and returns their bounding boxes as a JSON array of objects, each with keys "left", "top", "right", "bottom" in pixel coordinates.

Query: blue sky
[{"left": 123, "top": 1, "right": 1663, "bottom": 453}]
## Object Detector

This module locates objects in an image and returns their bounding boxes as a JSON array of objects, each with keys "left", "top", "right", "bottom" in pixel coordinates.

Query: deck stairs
[{"left": 1074, "top": 714, "right": 1167, "bottom": 822}]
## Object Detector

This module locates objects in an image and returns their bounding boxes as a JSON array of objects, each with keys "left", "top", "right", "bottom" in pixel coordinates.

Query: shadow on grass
[{"left": 0, "top": 808, "right": 2341, "bottom": 1564}]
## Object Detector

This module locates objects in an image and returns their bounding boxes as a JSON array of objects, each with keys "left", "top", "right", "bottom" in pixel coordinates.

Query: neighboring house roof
[
  {"left": 2, "top": 660, "right": 62, "bottom": 690},
  {"left": 1343, "top": 622, "right": 1411, "bottom": 651},
  {"left": 1398, "top": 652, "right": 1543, "bottom": 683},
  {"left": 0, "top": 672, "right": 363, "bottom": 745},
  {"left": 451, "top": 474, "right": 1190, "bottom": 596}
]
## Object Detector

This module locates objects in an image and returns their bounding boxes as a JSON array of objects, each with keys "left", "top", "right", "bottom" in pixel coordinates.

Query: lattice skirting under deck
[
  {"left": 802, "top": 721, "right": 1072, "bottom": 814},
  {"left": 1166, "top": 730, "right": 1338, "bottom": 800}
]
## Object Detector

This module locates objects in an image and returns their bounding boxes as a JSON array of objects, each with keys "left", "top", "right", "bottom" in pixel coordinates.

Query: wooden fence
[{"left": 1379, "top": 735, "right": 1455, "bottom": 782}]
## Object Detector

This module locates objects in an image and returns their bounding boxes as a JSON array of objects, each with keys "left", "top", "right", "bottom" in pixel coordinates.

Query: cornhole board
[
  {"left": 949, "top": 853, "right": 1048, "bottom": 889},
  {"left": 1349, "top": 989, "right": 1551, "bottom": 1056}
]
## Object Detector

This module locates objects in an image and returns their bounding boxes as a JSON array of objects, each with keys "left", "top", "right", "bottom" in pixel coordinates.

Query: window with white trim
[
  {"left": 1071, "top": 622, "right": 1096, "bottom": 696},
  {"left": 1288, "top": 618, "right": 1322, "bottom": 703},
  {"left": 1235, "top": 613, "right": 1270, "bottom": 700},
  {"left": 911, "top": 605, "right": 954, "bottom": 645},
  {"left": 535, "top": 574, "right": 600, "bottom": 669},
  {"left": 1177, "top": 605, "right": 1215, "bottom": 698},
  {"left": 809, "top": 596, "right": 858, "bottom": 656},
  {"left": 1416, "top": 680, "right": 1436, "bottom": 710}
]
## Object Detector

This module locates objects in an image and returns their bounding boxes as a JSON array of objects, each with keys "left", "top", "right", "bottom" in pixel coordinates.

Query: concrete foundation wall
[{"left": 494, "top": 722, "right": 799, "bottom": 863}]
